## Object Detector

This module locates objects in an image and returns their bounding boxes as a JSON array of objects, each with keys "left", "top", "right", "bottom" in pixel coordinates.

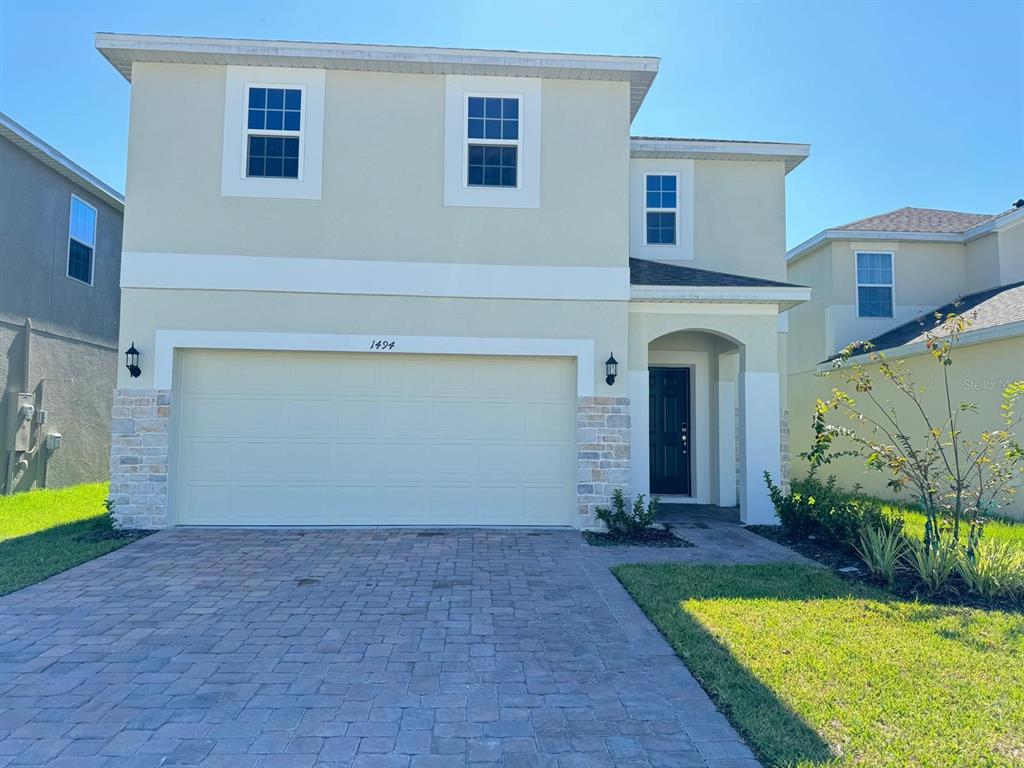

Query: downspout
[{"left": 23, "top": 318, "right": 31, "bottom": 393}]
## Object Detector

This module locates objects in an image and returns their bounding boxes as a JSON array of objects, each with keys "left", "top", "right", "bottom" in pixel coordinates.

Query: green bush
[
  {"left": 856, "top": 525, "right": 908, "bottom": 585},
  {"left": 958, "top": 540, "right": 1024, "bottom": 599},
  {"left": 765, "top": 473, "right": 899, "bottom": 552},
  {"left": 596, "top": 489, "right": 659, "bottom": 538}
]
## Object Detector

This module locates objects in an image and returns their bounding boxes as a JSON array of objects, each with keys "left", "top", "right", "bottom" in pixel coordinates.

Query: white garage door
[{"left": 172, "top": 350, "right": 577, "bottom": 526}]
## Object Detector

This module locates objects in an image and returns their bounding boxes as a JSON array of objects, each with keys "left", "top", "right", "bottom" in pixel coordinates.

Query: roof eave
[
  {"left": 963, "top": 205, "right": 1024, "bottom": 241},
  {"left": 787, "top": 229, "right": 967, "bottom": 263},
  {"left": 95, "top": 33, "right": 661, "bottom": 119},
  {"left": 0, "top": 112, "right": 124, "bottom": 212},
  {"left": 630, "top": 284, "right": 811, "bottom": 310},
  {"left": 818, "top": 318, "right": 1024, "bottom": 369},
  {"left": 630, "top": 138, "right": 810, "bottom": 173}
]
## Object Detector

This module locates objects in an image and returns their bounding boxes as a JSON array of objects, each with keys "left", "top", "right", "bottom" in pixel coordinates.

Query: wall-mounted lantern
[
  {"left": 605, "top": 353, "right": 618, "bottom": 386},
  {"left": 125, "top": 342, "right": 141, "bottom": 378}
]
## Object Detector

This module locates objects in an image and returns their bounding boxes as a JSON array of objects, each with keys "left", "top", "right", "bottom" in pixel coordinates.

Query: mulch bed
[
  {"left": 583, "top": 527, "right": 696, "bottom": 548},
  {"left": 76, "top": 528, "right": 153, "bottom": 544},
  {"left": 748, "top": 525, "right": 1023, "bottom": 612}
]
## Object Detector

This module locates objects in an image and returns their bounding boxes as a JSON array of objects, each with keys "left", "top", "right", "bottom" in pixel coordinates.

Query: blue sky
[{"left": 1, "top": 0, "right": 1021, "bottom": 248}]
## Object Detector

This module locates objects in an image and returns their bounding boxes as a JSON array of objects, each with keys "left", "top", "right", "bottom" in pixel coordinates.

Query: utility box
[{"left": 13, "top": 393, "right": 34, "bottom": 452}]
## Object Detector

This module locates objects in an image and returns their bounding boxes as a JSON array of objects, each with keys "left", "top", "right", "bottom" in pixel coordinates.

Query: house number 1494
[{"left": 369, "top": 339, "right": 396, "bottom": 350}]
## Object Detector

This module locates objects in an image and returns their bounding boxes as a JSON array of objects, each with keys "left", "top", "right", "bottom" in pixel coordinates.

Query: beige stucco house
[
  {"left": 787, "top": 204, "right": 1024, "bottom": 519},
  {"left": 98, "top": 33, "right": 810, "bottom": 529}
]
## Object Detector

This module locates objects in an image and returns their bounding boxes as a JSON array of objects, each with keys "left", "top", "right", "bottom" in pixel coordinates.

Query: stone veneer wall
[
  {"left": 109, "top": 388, "right": 170, "bottom": 529},
  {"left": 576, "top": 396, "right": 631, "bottom": 528}
]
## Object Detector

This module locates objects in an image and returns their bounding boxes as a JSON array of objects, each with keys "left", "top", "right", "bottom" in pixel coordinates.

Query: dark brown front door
[{"left": 649, "top": 367, "right": 691, "bottom": 495}]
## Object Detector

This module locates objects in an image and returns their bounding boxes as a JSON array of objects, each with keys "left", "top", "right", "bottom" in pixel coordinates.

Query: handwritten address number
[{"left": 369, "top": 339, "right": 396, "bottom": 351}]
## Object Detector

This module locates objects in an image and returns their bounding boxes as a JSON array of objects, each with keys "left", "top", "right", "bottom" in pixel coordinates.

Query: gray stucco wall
[{"left": 1, "top": 135, "right": 123, "bottom": 492}]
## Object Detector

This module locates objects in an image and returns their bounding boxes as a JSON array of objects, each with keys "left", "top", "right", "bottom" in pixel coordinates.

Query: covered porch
[{"left": 626, "top": 258, "right": 810, "bottom": 525}]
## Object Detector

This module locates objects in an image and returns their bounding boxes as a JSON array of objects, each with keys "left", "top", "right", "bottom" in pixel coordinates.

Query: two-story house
[
  {"left": 1, "top": 112, "right": 124, "bottom": 494},
  {"left": 787, "top": 204, "right": 1024, "bottom": 518},
  {"left": 97, "top": 33, "right": 810, "bottom": 529}
]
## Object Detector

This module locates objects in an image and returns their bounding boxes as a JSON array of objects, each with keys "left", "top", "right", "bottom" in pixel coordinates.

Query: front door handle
[{"left": 681, "top": 425, "right": 688, "bottom": 444}]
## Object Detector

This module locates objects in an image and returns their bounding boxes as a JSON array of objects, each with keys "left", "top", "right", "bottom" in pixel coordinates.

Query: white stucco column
[
  {"left": 628, "top": 369, "right": 651, "bottom": 500},
  {"left": 716, "top": 351, "right": 739, "bottom": 508},
  {"left": 738, "top": 370, "right": 781, "bottom": 524}
]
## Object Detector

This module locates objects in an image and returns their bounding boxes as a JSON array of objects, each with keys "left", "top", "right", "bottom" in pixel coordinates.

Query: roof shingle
[
  {"left": 844, "top": 281, "right": 1024, "bottom": 356},
  {"left": 629, "top": 258, "right": 800, "bottom": 288},
  {"left": 835, "top": 207, "right": 995, "bottom": 234}
]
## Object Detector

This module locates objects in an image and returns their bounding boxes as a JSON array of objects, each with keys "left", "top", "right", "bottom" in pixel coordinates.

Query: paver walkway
[{"left": 0, "top": 526, "right": 806, "bottom": 767}]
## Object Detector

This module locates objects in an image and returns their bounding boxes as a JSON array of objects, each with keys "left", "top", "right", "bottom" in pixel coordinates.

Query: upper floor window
[
  {"left": 466, "top": 96, "right": 519, "bottom": 188},
  {"left": 67, "top": 195, "right": 96, "bottom": 285},
  {"left": 856, "top": 251, "right": 894, "bottom": 317},
  {"left": 246, "top": 87, "right": 302, "bottom": 179},
  {"left": 644, "top": 174, "right": 678, "bottom": 245}
]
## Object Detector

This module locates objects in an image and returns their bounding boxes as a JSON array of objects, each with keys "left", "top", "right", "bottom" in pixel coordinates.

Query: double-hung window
[
  {"left": 856, "top": 251, "right": 894, "bottom": 317},
  {"left": 246, "top": 86, "right": 303, "bottom": 179},
  {"left": 466, "top": 96, "right": 519, "bottom": 188},
  {"left": 644, "top": 174, "right": 678, "bottom": 245},
  {"left": 67, "top": 195, "right": 97, "bottom": 285}
]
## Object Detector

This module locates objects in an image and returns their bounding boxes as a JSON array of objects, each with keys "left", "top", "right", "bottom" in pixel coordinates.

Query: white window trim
[
  {"left": 221, "top": 66, "right": 325, "bottom": 200},
  {"left": 463, "top": 92, "right": 523, "bottom": 190},
  {"left": 67, "top": 194, "right": 96, "bottom": 286},
  {"left": 642, "top": 172, "right": 679, "bottom": 247},
  {"left": 855, "top": 251, "right": 895, "bottom": 318},
  {"left": 443, "top": 75, "right": 541, "bottom": 209},
  {"left": 243, "top": 83, "right": 306, "bottom": 182}
]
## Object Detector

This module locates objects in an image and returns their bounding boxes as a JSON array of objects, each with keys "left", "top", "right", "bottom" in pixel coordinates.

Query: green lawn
[
  {"left": 898, "top": 508, "right": 1024, "bottom": 548},
  {"left": 614, "top": 562, "right": 1024, "bottom": 768},
  {"left": 0, "top": 482, "right": 146, "bottom": 596}
]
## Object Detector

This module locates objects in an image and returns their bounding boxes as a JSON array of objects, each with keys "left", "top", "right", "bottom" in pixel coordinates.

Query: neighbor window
[
  {"left": 856, "top": 251, "right": 894, "bottom": 317},
  {"left": 246, "top": 86, "right": 302, "bottom": 179},
  {"left": 67, "top": 195, "right": 96, "bottom": 285},
  {"left": 644, "top": 174, "right": 677, "bottom": 245},
  {"left": 466, "top": 96, "right": 519, "bottom": 188}
]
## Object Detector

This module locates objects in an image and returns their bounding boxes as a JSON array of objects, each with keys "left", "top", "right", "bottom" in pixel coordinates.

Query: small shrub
[
  {"left": 958, "top": 540, "right": 1024, "bottom": 599},
  {"left": 596, "top": 489, "right": 659, "bottom": 538},
  {"left": 905, "top": 538, "right": 959, "bottom": 592},
  {"left": 765, "top": 473, "right": 900, "bottom": 553},
  {"left": 856, "top": 525, "right": 908, "bottom": 585},
  {"left": 765, "top": 472, "right": 817, "bottom": 536}
]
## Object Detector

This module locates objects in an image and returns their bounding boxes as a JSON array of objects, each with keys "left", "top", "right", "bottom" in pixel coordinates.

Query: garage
[{"left": 171, "top": 349, "right": 577, "bottom": 526}]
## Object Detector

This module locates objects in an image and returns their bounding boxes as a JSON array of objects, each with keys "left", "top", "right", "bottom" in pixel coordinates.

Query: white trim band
[
  {"left": 121, "top": 252, "right": 630, "bottom": 301},
  {"left": 630, "top": 284, "right": 810, "bottom": 309},
  {"left": 152, "top": 330, "right": 596, "bottom": 395}
]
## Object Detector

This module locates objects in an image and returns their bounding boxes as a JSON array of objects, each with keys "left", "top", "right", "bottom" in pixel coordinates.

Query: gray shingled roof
[
  {"left": 847, "top": 281, "right": 1024, "bottom": 356},
  {"left": 629, "top": 258, "right": 800, "bottom": 288},
  {"left": 835, "top": 207, "right": 995, "bottom": 234}
]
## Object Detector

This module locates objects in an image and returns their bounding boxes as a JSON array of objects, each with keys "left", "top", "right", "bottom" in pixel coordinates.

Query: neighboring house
[
  {"left": 787, "top": 204, "right": 1024, "bottom": 518},
  {"left": 97, "top": 33, "right": 810, "bottom": 530},
  {"left": 0, "top": 113, "right": 125, "bottom": 494}
]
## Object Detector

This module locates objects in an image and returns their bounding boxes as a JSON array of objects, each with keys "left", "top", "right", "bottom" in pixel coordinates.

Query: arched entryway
[{"left": 627, "top": 309, "right": 784, "bottom": 524}]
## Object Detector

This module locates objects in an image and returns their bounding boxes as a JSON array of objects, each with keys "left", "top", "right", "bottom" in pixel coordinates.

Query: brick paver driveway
[{"left": 0, "top": 527, "right": 802, "bottom": 767}]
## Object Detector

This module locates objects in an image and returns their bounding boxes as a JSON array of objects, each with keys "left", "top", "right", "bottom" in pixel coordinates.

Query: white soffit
[
  {"left": 630, "top": 138, "right": 810, "bottom": 174},
  {"left": 630, "top": 284, "right": 811, "bottom": 311},
  {"left": 95, "top": 33, "right": 660, "bottom": 119}
]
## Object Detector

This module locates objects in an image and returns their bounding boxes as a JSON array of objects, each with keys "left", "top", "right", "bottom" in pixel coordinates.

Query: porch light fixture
[
  {"left": 125, "top": 342, "right": 141, "bottom": 378},
  {"left": 605, "top": 353, "right": 618, "bottom": 386}
]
